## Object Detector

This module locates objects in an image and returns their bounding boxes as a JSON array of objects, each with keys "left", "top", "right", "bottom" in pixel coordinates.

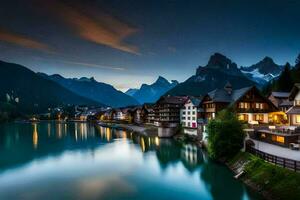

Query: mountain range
[
  {"left": 125, "top": 76, "right": 178, "bottom": 104},
  {"left": 240, "top": 56, "right": 284, "bottom": 85},
  {"left": 39, "top": 73, "right": 139, "bottom": 108},
  {"left": 167, "top": 53, "right": 258, "bottom": 96},
  {"left": 0, "top": 52, "right": 288, "bottom": 114},
  {"left": 0, "top": 61, "right": 101, "bottom": 113}
]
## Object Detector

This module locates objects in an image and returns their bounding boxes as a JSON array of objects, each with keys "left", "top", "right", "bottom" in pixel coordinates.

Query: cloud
[
  {"left": 46, "top": 1, "right": 139, "bottom": 54},
  {"left": 33, "top": 56, "right": 125, "bottom": 71},
  {"left": 0, "top": 29, "right": 51, "bottom": 52},
  {"left": 61, "top": 60, "right": 125, "bottom": 71}
]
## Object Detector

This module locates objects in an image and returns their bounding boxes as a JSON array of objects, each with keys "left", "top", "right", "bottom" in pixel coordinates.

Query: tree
[
  {"left": 296, "top": 54, "right": 300, "bottom": 68},
  {"left": 207, "top": 108, "right": 245, "bottom": 160},
  {"left": 273, "top": 62, "right": 294, "bottom": 92}
]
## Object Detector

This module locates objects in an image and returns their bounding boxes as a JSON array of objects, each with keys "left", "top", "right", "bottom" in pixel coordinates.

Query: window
[
  {"left": 187, "top": 122, "right": 191, "bottom": 127},
  {"left": 192, "top": 117, "right": 196, "bottom": 120},
  {"left": 238, "top": 114, "right": 249, "bottom": 121},
  {"left": 182, "top": 111, "right": 186, "bottom": 115},
  {"left": 188, "top": 106, "right": 191, "bottom": 110},
  {"left": 182, "top": 117, "right": 186, "bottom": 120},
  {"left": 188, "top": 117, "right": 191, "bottom": 120},
  {"left": 272, "top": 135, "right": 285, "bottom": 143},
  {"left": 187, "top": 111, "right": 190, "bottom": 115},
  {"left": 296, "top": 115, "right": 300, "bottom": 123},
  {"left": 254, "top": 114, "right": 264, "bottom": 121},
  {"left": 255, "top": 103, "right": 264, "bottom": 110},
  {"left": 260, "top": 133, "right": 266, "bottom": 138},
  {"left": 239, "top": 102, "right": 250, "bottom": 109},
  {"left": 192, "top": 111, "right": 195, "bottom": 115}
]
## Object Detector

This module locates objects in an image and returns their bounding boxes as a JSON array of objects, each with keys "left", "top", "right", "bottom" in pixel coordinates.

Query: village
[{"left": 53, "top": 82, "right": 300, "bottom": 157}]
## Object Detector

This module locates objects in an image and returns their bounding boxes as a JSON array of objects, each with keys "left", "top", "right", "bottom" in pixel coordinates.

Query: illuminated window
[
  {"left": 238, "top": 114, "right": 244, "bottom": 121},
  {"left": 272, "top": 135, "right": 285, "bottom": 143},
  {"left": 277, "top": 136, "right": 285, "bottom": 143},
  {"left": 255, "top": 103, "right": 264, "bottom": 109},
  {"left": 239, "top": 102, "right": 250, "bottom": 109},
  {"left": 261, "top": 133, "right": 266, "bottom": 138},
  {"left": 254, "top": 114, "right": 264, "bottom": 121},
  {"left": 296, "top": 115, "right": 300, "bottom": 123}
]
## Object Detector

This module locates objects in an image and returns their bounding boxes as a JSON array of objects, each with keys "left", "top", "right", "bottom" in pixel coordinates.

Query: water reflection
[
  {"left": 32, "top": 123, "right": 38, "bottom": 149},
  {"left": 0, "top": 122, "right": 260, "bottom": 200}
]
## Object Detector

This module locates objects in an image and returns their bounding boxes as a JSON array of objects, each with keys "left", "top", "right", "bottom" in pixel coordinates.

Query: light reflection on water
[{"left": 0, "top": 122, "right": 261, "bottom": 200}]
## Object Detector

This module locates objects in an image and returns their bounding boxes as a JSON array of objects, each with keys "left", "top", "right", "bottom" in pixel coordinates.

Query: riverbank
[
  {"left": 97, "top": 121, "right": 159, "bottom": 137},
  {"left": 227, "top": 152, "right": 300, "bottom": 200}
]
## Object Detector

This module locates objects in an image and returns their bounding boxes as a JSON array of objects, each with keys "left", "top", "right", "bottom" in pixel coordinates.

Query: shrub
[{"left": 207, "top": 108, "right": 245, "bottom": 160}]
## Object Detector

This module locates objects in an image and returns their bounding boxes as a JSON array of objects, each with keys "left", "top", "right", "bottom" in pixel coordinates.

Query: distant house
[
  {"left": 143, "top": 103, "right": 155, "bottom": 124},
  {"left": 268, "top": 92, "right": 293, "bottom": 112},
  {"left": 113, "top": 108, "right": 123, "bottom": 121},
  {"left": 286, "top": 83, "right": 300, "bottom": 126},
  {"left": 200, "top": 83, "right": 278, "bottom": 124},
  {"left": 154, "top": 96, "right": 188, "bottom": 127},
  {"left": 180, "top": 97, "right": 201, "bottom": 129}
]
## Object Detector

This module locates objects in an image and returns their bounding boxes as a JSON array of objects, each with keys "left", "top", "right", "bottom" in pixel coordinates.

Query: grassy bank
[{"left": 228, "top": 152, "right": 300, "bottom": 200}]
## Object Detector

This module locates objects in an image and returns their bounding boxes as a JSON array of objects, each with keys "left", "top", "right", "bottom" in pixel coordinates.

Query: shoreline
[
  {"left": 96, "top": 121, "right": 159, "bottom": 137},
  {"left": 227, "top": 152, "right": 300, "bottom": 200}
]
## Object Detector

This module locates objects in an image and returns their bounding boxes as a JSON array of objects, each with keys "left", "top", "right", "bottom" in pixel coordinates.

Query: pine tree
[
  {"left": 274, "top": 62, "right": 293, "bottom": 92},
  {"left": 296, "top": 54, "right": 300, "bottom": 68}
]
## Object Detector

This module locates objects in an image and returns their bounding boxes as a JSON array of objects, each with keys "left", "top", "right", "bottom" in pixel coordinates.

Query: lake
[{"left": 0, "top": 122, "right": 261, "bottom": 200}]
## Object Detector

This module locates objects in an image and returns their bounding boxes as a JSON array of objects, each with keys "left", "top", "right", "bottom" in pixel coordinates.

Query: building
[
  {"left": 200, "top": 83, "right": 278, "bottom": 124},
  {"left": 286, "top": 83, "right": 300, "bottom": 126},
  {"left": 154, "top": 96, "right": 188, "bottom": 127},
  {"left": 143, "top": 103, "right": 155, "bottom": 124},
  {"left": 132, "top": 106, "right": 145, "bottom": 124},
  {"left": 180, "top": 97, "right": 201, "bottom": 128},
  {"left": 112, "top": 108, "right": 124, "bottom": 121},
  {"left": 268, "top": 92, "right": 293, "bottom": 112}
]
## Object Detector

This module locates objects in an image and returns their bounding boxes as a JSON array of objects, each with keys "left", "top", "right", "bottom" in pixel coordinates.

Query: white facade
[
  {"left": 288, "top": 89, "right": 300, "bottom": 126},
  {"left": 180, "top": 100, "right": 198, "bottom": 129},
  {"left": 114, "top": 111, "right": 124, "bottom": 120}
]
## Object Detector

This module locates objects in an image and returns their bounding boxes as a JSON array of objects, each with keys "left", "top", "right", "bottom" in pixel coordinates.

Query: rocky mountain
[
  {"left": 167, "top": 53, "right": 257, "bottom": 96},
  {"left": 126, "top": 76, "right": 178, "bottom": 104},
  {"left": 0, "top": 60, "right": 101, "bottom": 113},
  {"left": 39, "top": 73, "right": 139, "bottom": 108},
  {"left": 240, "top": 57, "right": 284, "bottom": 85}
]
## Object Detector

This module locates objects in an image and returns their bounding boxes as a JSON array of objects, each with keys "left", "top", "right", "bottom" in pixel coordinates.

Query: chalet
[
  {"left": 180, "top": 97, "right": 201, "bottom": 129},
  {"left": 268, "top": 92, "right": 293, "bottom": 112},
  {"left": 200, "top": 83, "right": 278, "bottom": 124},
  {"left": 154, "top": 96, "right": 189, "bottom": 127},
  {"left": 286, "top": 83, "right": 300, "bottom": 126}
]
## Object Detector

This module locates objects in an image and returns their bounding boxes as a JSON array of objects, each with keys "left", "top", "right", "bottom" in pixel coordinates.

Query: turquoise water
[{"left": 0, "top": 122, "right": 261, "bottom": 200}]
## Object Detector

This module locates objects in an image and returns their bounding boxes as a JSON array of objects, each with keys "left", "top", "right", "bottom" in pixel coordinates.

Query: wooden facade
[
  {"left": 154, "top": 96, "right": 188, "bottom": 127},
  {"left": 200, "top": 85, "right": 278, "bottom": 124}
]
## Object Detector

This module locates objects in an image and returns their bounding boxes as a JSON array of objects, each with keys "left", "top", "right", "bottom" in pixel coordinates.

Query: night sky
[{"left": 0, "top": 0, "right": 300, "bottom": 91}]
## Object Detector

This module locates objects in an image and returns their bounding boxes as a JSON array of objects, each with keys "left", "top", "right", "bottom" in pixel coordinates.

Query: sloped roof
[
  {"left": 286, "top": 106, "right": 300, "bottom": 114},
  {"left": 231, "top": 87, "right": 253, "bottom": 102},
  {"left": 157, "top": 96, "right": 189, "bottom": 105},
  {"left": 207, "top": 86, "right": 252, "bottom": 103},
  {"left": 279, "top": 100, "right": 293, "bottom": 107},
  {"left": 270, "top": 92, "right": 290, "bottom": 98},
  {"left": 207, "top": 89, "right": 232, "bottom": 103},
  {"left": 189, "top": 96, "right": 202, "bottom": 106},
  {"left": 289, "top": 83, "right": 300, "bottom": 100}
]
